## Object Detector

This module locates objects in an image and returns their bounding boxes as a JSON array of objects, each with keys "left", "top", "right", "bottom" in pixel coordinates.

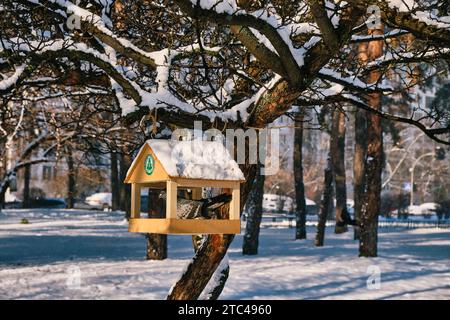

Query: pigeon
[{"left": 159, "top": 191, "right": 232, "bottom": 219}]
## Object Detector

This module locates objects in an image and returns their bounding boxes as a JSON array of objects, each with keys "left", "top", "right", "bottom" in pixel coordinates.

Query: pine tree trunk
[
  {"left": 119, "top": 153, "right": 131, "bottom": 218},
  {"left": 110, "top": 152, "right": 120, "bottom": 211},
  {"left": 146, "top": 189, "right": 167, "bottom": 260},
  {"left": 242, "top": 166, "right": 265, "bottom": 255},
  {"left": 191, "top": 234, "right": 230, "bottom": 300},
  {"left": 315, "top": 157, "right": 333, "bottom": 247},
  {"left": 22, "top": 164, "right": 31, "bottom": 208},
  {"left": 353, "top": 109, "right": 367, "bottom": 240},
  {"left": 66, "top": 148, "right": 76, "bottom": 209},
  {"left": 331, "top": 109, "right": 349, "bottom": 234},
  {"left": 294, "top": 114, "right": 307, "bottom": 239},
  {"left": 359, "top": 26, "right": 384, "bottom": 257}
]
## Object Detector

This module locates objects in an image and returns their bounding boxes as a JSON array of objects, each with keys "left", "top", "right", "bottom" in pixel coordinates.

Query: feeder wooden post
[
  {"left": 131, "top": 183, "right": 141, "bottom": 218},
  {"left": 166, "top": 180, "right": 178, "bottom": 219},
  {"left": 191, "top": 187, "right": 202, "bottom": 200},
  {"left": 230, "top": 183, "right": 241, "bottom": 220}
]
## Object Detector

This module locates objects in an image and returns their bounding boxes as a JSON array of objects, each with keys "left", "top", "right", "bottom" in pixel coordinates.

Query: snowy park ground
[{"left": 0, "top": 209, "right": 449, "bottom": 300}]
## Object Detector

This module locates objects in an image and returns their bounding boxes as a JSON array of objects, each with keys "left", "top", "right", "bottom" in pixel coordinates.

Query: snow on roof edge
[{"left": 127, "top": 139, "right": 245, "bottom": 182}]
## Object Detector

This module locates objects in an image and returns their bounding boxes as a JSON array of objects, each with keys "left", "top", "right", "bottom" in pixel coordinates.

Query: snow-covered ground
[{"left": 0, "top": 209, "right": 449, "bottom": 300}]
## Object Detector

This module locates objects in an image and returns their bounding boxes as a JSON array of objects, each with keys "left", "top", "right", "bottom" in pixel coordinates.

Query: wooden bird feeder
[{"left": 124, "top": 139, "right": 245, "bottom": 234}]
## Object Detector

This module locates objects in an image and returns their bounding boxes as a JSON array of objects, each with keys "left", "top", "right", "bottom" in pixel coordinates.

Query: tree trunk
[
  {"left": 315, "top": 156, "right": 333, "bottom": 247},
  {"left": 294, "top": 114, "right": 307, "bottom": 239},
  {"left": 167, "top": 163, "right": 258, "bottom": 300},
  {"left": 359, "top": 26, "right": 384, "bottom": 257},
  {"left": 353, "top": 108, "right": 367, "bottom": 240},
  {"left": 146, "top": 188, "right": 167, "bottom": 260},
  {"left": 190, "top": 234, "right": 230, "bottom": 300},
  {"left": 22, "top": 164, "right": 31, "bottom": 208},
  {"left": 330, "top": 109, "right": 349, "bottom": 234},
  {"left": 242, "top": 166, "right": 265, "bottom": 255},
  {"left": 110, "top": 151, "right": 120, "bottom": 211},
  {"left": 66, "top": 148, "right": 76, "bottom": 209},
  {"left": 359, "top": 97, "right": 382, "bottom": 257},
  {"left": 119, "top": 153, "right": 131, "bottom": 218}
]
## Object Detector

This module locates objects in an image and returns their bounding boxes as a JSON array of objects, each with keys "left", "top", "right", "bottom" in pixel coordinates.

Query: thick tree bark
[
  {"left": 22, "top": 164, "right": 31, "bottom": 208},
  {"left": 191, "top": 234, "right": 230, "bottom": 300},
  {"left": 167, "top": 232, "right": 235, "bottom": 300},
  {"left": 119, "top": 153, "right": 131, "bottom": 218},
  {"left": 110, "top": 151, "right": 120, "bottom": 211},
  {"left": 359, "top": 96, "right": 382, "bottom": 257},
  {"left": 146, "top": 188, "right": 168, "bottom": 260},
  {"left": 359, "top": 26, "right": 384, "bottom": 257},
  {"left": 353, "top": 108, "right": 367, "bottom": 240},
  {"left": 66, "top": 148, "right": 76, "bottom": 209},
  {"left": 242, "top": 166, "right": 265, "bottom": 255},
  {"left": 167, "top": 162, "right": 258, "bottom": 300},
  {"left": 315, "top": 156, "right": 333, "bottom": 247},
  {"left": 330, "top": 109, "right": 349, "bottom": 234},
  {"left": 294, "top": 114, "right": 307, "bottom": 239}
]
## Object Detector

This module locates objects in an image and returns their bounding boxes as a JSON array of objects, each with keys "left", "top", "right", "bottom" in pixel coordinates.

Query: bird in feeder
[{"left": 159, "top": 192, "right": 232, "bottom": 219}]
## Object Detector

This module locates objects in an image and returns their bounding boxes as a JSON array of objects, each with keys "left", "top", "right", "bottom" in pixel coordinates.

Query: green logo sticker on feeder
[{"left": 144, "top": 154, "right": 154, "bottom": 175}]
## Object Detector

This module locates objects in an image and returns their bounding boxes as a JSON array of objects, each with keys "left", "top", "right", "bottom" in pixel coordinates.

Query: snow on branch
[
  {"left": 24, "top": 0, "right": 157, "bottom": 68},
  {"left": 1, "top": 32, "right": 268, "bottom": 124},
  {"left": 386, "top": 0, "right": 450, "bottom": 29},
  {"left": 350, "top": 29, "right": 409, "bottom": 43},
  {"left": 1, "top": 36, "right": 144, "bottom": 103},
  {"left": 367, "top": 48, "right": 450, "bottom": 70},
  {"left": 0, "top": 64, "right": 26, "bottom": 92},
  {"left": 175, "top": 0, "right": 305, "bottom": 85},
  {"left": 188, "top": 0, "right": 238, "bottom": 14},
  {"left": 199, "top": 253, "right": 230, "bottom": 300},
  {"left": 298, "top": 90, "right": 450, "bottom": 145},
  {"left": 380, "top": 0, "right": 450, "bottom": 45},
  {"left": 220, "top": 74, "right": 282, "bottom": 122},
  {"left": 318, "top": 68, "right": 393, "bottom": 93}
]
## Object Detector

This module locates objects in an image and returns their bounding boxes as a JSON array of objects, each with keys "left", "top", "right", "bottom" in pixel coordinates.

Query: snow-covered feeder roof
[{"left": 124, "top": 139, "right": 245, "bottom": 185}]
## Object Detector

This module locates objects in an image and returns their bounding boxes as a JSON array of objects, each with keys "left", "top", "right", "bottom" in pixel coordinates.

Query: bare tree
[{"left": 294, "top": 113, "right": 307, "bottom": 239}]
